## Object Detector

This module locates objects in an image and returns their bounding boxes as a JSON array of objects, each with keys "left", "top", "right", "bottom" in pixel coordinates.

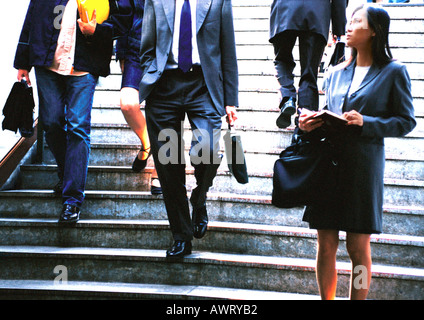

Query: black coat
[
  {"left": 2, "top": 80, "right": 35, "bottom": 137},
  {"left": 269, "top": 0, "right": 347, "bottom": 42}
]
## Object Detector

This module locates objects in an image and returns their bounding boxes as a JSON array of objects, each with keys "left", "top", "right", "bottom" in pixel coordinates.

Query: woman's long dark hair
[{"left": 350, "top": 5, "right": 393, "bottom": 66}]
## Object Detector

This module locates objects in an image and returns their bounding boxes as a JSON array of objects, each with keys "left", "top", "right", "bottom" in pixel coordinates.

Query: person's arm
[
  {"left": 139, "top": 0, "right": 157, "bottom": 79},
  {"left": 14, "top": 1, "right": 34, "bottom": 83},
  {"left": 221, "top": 0, "right": 239, "bottom": 125},
  {"left": 78, "top": 0, "right": 135, "bottom": 43},
  {"left": 361, "top": 65, "right": 416, "bottom": 138}
]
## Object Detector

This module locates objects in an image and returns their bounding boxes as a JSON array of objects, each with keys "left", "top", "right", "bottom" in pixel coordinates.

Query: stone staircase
[{"left": 0, "top": 1, "right": 423, "bottom": 300}]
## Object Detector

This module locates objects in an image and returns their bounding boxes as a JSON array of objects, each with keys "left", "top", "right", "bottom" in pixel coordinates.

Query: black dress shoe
[
  {"left": 132, "top": 147, "right": 151, "bottom": 173},
  {"left": 192, "top": 206, "right": 208, "bottom": 239},
  {"left": 58, "top": 204, "right": 80, "bottom": 224},
  {"left": 166, "top": 240, "right": 192, "bottom": 259},
  {"left": 276, "top": 97, "right": 296, "bottom": 129}
]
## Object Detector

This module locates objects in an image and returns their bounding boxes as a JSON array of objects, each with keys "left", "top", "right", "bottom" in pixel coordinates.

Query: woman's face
[{"left": 346, "top": 8, "right": 376, "bottom": 50}]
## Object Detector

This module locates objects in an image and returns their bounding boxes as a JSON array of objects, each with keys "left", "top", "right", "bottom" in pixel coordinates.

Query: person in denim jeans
[{"left": 14, "top": 0, "right": 134, "bottom": 223}]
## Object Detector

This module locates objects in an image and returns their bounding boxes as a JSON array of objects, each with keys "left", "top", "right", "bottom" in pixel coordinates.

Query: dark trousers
[
  {"left": 272, "top": 30, "right": 327, "bottom": 111},
  {"left": 145, "top": 67, "right": 222, "bottom": 241}
]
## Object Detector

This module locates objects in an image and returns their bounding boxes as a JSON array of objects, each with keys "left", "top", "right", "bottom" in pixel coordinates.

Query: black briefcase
[
  {"left": 2, "top": 80, "right": 35, "bottom": 137},
  {"left": 223, "top": 125, "right": 249, "bottom": 184}
]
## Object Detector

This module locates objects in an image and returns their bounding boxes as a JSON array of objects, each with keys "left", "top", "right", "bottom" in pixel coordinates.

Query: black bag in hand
[
  {"left": 272, "top": 131, "right": 339, "bottom": 208},
  {"left": 2, "top": 80, "right": 35, "bottom": 137},
  {"left": 329, "top": 41, "right": 346, "bottom": 67},
  {"left": 223, "top": 125, "right": 249, "bottom": 184}
]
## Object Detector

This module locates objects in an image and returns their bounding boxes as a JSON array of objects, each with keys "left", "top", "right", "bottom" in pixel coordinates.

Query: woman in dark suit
[{"left": 299, "top": 5, "right": 416, "bottom": 299}]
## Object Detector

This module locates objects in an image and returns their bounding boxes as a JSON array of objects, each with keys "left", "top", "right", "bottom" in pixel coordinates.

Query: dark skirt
[{"left": 302, "top": 137, "right": 385, "bottom": 235}]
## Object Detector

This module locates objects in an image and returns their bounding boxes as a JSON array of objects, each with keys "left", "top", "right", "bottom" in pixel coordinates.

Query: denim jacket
[
  {"left": 14, "top": 0, "right": 134, "bottom": 77},
  {"left": 115, "top": 0, "right": 144, "bottom": 89}
]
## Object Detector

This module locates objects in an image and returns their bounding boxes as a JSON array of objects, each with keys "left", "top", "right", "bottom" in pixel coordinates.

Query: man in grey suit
[
  {"left": 139, "top": 0, "right": 238, "bottom": 258},
  {"left": 270, "top": 0, "right": 347, "bottom": 128}
]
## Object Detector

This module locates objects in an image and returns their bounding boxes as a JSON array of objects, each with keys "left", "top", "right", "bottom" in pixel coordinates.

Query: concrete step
[
  {"left": 90, "top": 104, "right": 285, "bottom": 128},
  {"left": 40, "top": 142, "right": 424, "bottom": 180},
  {"left": 0, "top": 279, "right": 319, "bottom": 300},
  {"left": 0, "top": 218, "right": 422, "bottom": 268},
  {"left": 86, "top": 123, "right": 424, "bottom": 160},
  {"left": 0, "top": 245, "right": 422, "bottom": 299},
  {"left": 93, "top": 83, "right": 424, "bottom": 116},
  {"left": 89, "top": 103, "right": 424, "bottom": 141},
  {"left": 233, "top": 0, "right": 424, "bottom": 6},
  {"left": 235, "top": 60, "right": 424, "bottom": 82},
  {"left": 232, "top": 2, "right": 424, "bottom": 21},
  {"left": 0, "top": 190, "right": 423, "bottom": 236},
  {"left": 97, "top": 72, "right": 424, "bottom": 101},
  {"left": 17, "top": 164, "right": 424, "bottom": 208},
  {"left": 234, "top": 29, "right": 424, "bottom": 49},
  {"left": 109, "top": 55, "right": 424, "bottom": 82},
  {"left": 233, "top": 17, "right": 424, "bottom": 35},
  {"left": 234, "top": 43, "right": 424, "bottom": 64}
]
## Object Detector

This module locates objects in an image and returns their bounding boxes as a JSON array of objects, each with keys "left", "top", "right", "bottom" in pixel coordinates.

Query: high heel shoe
[{"left": 132, "top": 147, "right": 151, "bottom": 173}]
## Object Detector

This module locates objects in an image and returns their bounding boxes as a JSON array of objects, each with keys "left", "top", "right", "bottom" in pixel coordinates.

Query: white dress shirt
[
  {"left": 167, "top": 0, "right": 200, "bottom": 68},
  {"left": 348, "top": 66, "right": 371, "bottom": 96},
  {"left": 48, "top": 0, "right": 88, "bottom": 76}
]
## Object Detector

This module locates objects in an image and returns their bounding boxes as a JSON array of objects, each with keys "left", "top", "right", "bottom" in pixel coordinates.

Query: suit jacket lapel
[
  {"left": 162, "top": 0, "right": 175, "bottom": 33},
  {"left": 341, "top": 58, "right": 383, "bottom": 112},
  {"left": 196, "top": 0, "right": 212, "bottom": 34},
  {"left": 342, "top": 58, "right": 383, "bottom": 96}
]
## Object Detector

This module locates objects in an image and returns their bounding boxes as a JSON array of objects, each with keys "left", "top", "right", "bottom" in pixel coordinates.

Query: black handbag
[
  {"left": 272, "top": 131, "right": 339, "bottom": 208},
  {"left": 223, "top": 125, "right": 249, "bottom": 184},
  {"left": 321, "top": 38, "right": 346, "bottom": 73},
  {"left": 2, "top": 79, "right": 35, "bottom": 137}
]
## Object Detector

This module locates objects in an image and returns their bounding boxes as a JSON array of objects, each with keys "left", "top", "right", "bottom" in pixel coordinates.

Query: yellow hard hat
[{"left": 77, "top": 0, "right": 110, "bottom": 24}]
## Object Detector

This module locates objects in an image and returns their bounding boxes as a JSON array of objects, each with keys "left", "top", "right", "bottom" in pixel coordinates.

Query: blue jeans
[{"left": 35, "top": 68, "right": 98, "bottom": 208}]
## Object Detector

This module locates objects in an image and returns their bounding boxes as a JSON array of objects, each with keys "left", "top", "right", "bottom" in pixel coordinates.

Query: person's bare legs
[
  {"left": 316, "top": 229, "right": 339, "bottom": 300},
  {"left": 120, "top": 87, "right": 158, "bottom": 179},
  {"left": 346, "top": 232, "right": 372, "bottom": 300}
]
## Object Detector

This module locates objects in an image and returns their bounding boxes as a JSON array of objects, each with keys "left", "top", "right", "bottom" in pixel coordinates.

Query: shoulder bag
[{"left": 272, "top": 130, "right": 339, "bottom": 208}]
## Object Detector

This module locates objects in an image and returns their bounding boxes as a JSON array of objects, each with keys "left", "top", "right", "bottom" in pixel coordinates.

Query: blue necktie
[{"left": 178, "top": 0, "right": 193, "bottom": 72}]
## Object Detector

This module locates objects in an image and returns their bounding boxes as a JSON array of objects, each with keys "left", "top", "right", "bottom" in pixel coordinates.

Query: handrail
[{"left": 0, "top": 119, "right": 39, "bottom": 188}]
